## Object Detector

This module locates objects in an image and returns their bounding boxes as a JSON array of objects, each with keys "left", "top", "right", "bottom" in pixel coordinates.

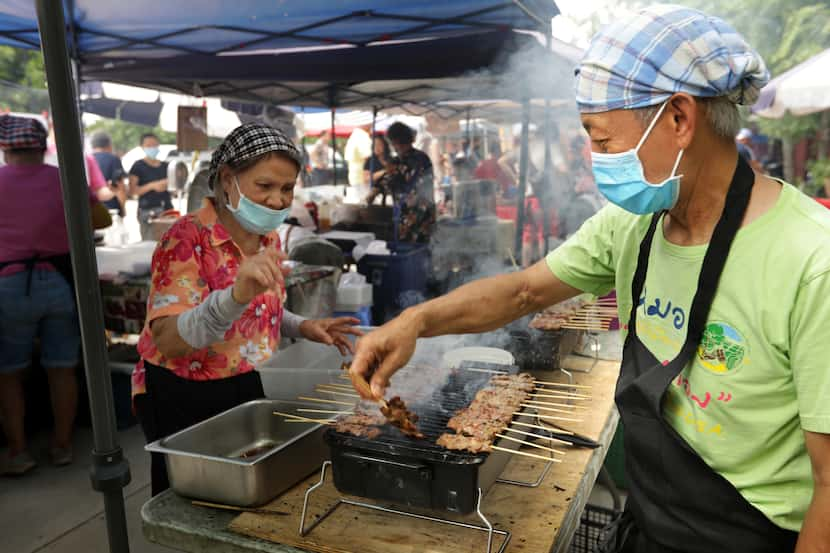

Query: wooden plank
[{"left": 228, "top": 360, "right": 621, "bottom": 553}]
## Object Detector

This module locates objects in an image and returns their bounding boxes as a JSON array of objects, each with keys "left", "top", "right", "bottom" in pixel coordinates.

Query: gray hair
[{"left": 634, "top": 96, "right": 741, "bottom": 140}]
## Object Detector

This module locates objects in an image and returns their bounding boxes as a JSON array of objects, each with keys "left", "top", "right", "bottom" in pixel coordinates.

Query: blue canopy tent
[{"left": 5, "top": 2, "right": 559, "bottom": 552}]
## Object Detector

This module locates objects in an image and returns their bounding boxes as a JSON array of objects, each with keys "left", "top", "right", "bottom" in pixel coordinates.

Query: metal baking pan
[{"left": 146, "top": 399, "right": 329, "bottom": 507}]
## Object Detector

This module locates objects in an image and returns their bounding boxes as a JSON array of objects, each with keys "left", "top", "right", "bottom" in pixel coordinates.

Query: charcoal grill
[{"left": 299, "top": 362, "right": 560, "bottom": 553}]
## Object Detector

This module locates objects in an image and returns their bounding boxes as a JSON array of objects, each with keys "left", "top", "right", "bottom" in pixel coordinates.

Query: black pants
[{"left": 134, "top": 361, "right": 265, "bottom": 496}]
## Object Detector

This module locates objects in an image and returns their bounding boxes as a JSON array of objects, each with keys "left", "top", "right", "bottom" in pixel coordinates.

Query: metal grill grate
[{"left": 326, "top": 362, "right": 516, "bottom": 463}]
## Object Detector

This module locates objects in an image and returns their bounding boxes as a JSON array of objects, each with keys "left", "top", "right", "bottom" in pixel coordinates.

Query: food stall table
[{"left": 142, "top": 357, "right": 620, "bottom": 553}]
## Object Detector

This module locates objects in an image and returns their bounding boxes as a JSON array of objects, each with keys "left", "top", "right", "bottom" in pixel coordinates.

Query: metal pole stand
[
  {"left": 496, "top": 445, "right": 555, "bottom": 488},
  {"left": 300, "top": 461, "right": 511, "bottom": 553}
]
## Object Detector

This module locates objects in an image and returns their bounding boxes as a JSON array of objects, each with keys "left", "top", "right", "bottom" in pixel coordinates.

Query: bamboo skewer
[
  {"left": 523, "top": 399, "right": 587, "bottom": 411},
  {"left": 504, "top": 428, "right": 571, "bottom": 445},
  {"left": 496, "top": 433, "right": 566, "bottom": 456},
  {"left": 315, "top": 388, "right": 360, "bottom": 399},
  {"left": 510, "top": 419, "right": 574, "bottom": 435},
  {"left": 321, "top": 383, "right": 358, "bottom": 390},
  {"left": 501, "top": 427, "right": 571, "bottom": 447},
  {"left": 491, "top": 445, "right": 562, "bottom": 463},
  {"left": 525, "top": 411, "right": 583, "bottom": 423},
  {"left": 296, "top": 408, "right": 352, "bottom": 415},
  {"left": 530, "top": 391, "right": 591, "bottom": 401},
  {"left": 521, "top": 402, "right": 578, "bottom": 415},
  {"left": 297, "top": 396, "right": 356, "bottom": 407},
  {"left": 533, "top": 379, "right": 592, "bottom": 390},
  {"left": 191, "top": 500, "right": 289, "bottom": 516},
  {"left": 272, "top": 411, "right": 334, "bottom": 424}
]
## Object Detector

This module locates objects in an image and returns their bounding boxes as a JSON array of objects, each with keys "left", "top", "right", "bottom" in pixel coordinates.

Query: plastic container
[
  {"left": 356, "top": 244, "right": 430, "bottom": 324},
  {"left": 336, "top": 282, "right": 373, "bottom": 307},
  {"left": 334, "top": 305, "right": 372, "bottom": 327}
]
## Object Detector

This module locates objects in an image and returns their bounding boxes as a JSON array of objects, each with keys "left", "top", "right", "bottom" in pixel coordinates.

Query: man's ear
[{"left": 667, "top": 93, "right": 697, "bottom": 150}]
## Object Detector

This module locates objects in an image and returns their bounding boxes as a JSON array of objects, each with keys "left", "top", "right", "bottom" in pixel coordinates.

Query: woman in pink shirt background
[{"left": 0, "top": 115, "right": 108, "bottom": 475}]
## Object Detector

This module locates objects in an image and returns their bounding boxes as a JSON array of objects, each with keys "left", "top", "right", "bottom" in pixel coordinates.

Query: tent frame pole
[
  {"left": 514, "top": 96, "right": 531, "bottom": 262},
  {"left": 540, "top": 26, "right": 554, "bottom": 253},
  {"left": 370, "top": 105, "right": 378, "bottom": 190},
  {"left": 35, "top": 3, "right": 131, "bottom": 553}
]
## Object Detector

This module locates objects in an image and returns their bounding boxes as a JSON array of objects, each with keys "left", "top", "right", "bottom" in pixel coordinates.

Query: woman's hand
[
  {"left": 299, "top": 317, "right": 363, "bottom": 356},
  {"left": 232, "top": 249, "right": 289, "bottom": 305}
]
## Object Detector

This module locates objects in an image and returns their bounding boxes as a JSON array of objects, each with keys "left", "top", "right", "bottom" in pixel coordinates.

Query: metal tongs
[{"left": 342, "top": 362, "right": 388, "bottom": 409}]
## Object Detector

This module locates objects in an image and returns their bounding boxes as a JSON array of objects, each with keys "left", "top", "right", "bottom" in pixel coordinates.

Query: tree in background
[
  {"left": 570, "top": 0, "right": 830, "bottom": 181},
  {"left": 84, "top": 118, "right": 176, "bottom": 156}
]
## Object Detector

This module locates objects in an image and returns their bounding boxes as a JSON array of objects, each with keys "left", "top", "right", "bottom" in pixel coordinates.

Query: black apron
[
  {"left": 0, "top": 253, "right": 75, "bottom": 296},
  {"left": 134, "top": 360, "right": 265, "bottom": 496},
  {"left": 615, "top": 157, "right": 799, "bottom": 553}
]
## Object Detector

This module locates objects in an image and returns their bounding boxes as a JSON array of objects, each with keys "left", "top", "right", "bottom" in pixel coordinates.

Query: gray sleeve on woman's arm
[
  {"left": 280, "top": 309, "right": 307, "bottom": 339},
  {"left": 176, "top": 287, "right": 248, "bottom": 349}
]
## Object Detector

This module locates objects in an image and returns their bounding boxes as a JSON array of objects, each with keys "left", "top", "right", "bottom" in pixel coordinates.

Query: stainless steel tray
[{"left": 146, "top": 399, "right": 329, "bottom": 507}]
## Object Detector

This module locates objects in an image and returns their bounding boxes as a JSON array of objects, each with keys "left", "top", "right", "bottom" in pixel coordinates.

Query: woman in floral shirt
[{"left": 133, "top": 123, "right": 360, "bottom": 495}]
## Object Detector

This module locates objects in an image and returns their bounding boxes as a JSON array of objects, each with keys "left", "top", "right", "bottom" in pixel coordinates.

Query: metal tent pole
[
  {"left": 540, "top": 28, "right": 554, "bottom": 253},
  {"left": 35, "top": 3, "right": 131, "bottom": 553},
  {"left": 370, "top": 105, "right": 378, "bottom": 189},
  {"left": 330, "top": 106, "right": 337, "bottom": 188},
  {"left": 513, "top": 97, "right": 531, "bottom": 262}
]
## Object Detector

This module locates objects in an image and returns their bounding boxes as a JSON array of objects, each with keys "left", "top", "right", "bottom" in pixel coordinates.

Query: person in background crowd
[
  {"left": 364, "top": 134, "right": 392, "bottom": 204},
  {"left": 309, "top": 130, "right": 333, "bottom": 186},
  {"left": 736, "top": 128, "right": 763, "bottom": 172},
  {"left": 0, "top": 116, "right": 110, "bottom": 475},
  {"left": 132, "top": 123, "right": 361, "bottom": 495},
  {"left": 129, "top": 133, "right": 172, "bottom": 241},
  {"left": 344, "top": 125, "right": 372, "bottom": 189},
  {"left": 559, "top": 136, "right": 603, "bottom": 238},
  {"left": 90, "top": 131, "right": 127, "bottom": 216},
  {"left": 384, "top": 122, "right": 436, "bottom": 243},
  {"left": 474, "top": 143, "right": 514, "bottom": 195},
  {"left": 45, "top": 121, "right": 114, "bottom": 205}
]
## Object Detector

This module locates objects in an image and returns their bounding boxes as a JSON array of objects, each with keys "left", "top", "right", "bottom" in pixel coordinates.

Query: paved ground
[{"left": 1, "top": 425, "right": 171, "bottom": 553}]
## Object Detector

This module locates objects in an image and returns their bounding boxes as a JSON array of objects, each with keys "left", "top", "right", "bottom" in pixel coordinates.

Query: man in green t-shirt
[{"left": 348, "top": 6, "right": 830, "bottom": 552}]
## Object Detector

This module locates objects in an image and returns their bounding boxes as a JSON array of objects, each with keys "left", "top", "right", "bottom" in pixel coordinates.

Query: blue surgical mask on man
[
  {"left": 143, "top": 146, "right": 160, "bottom": 160},
  {"left": 590, "top": 101, "right": 684, "bottom": 215},
  {"left": 226, "top": 176, "right": 290, "bottom": 235}
]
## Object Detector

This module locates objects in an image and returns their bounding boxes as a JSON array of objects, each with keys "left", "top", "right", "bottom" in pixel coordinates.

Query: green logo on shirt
[{"left": 697, "top": 322, "right": 747, "bottom": 374}]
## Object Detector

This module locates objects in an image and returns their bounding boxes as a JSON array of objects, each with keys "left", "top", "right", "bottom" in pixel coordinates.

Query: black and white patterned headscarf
[{"left": 208, "top": 122, "right": 302, "bottom": 188}]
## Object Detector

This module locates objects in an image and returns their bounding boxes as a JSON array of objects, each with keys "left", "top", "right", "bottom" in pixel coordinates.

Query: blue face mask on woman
[
  {"left": 590, "top": 101, "right": 684, "bottom": 215},
  {"left": 226, "top": 176, "right": 290, "bottom": 235}
]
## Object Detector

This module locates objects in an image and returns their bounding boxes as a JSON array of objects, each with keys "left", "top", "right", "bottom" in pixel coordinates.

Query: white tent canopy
[{"left": 754, "top": 48, "right": 830, "bottom": 119}]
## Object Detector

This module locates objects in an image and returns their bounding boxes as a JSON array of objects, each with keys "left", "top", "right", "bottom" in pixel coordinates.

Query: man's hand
[
  {"left": 232, "top": 249, "right": 288, "bottom": 305},
  {"left": 350, "top": 311, "right": 422, "bottom": 399},
  {"left": 299, "top": 317, "right": 363, "bottom": 356}
]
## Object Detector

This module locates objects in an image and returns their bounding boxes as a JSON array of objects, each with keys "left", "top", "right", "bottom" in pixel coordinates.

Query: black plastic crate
[{"left": 570, "top": 504, "right": 622, "bottom": 553}]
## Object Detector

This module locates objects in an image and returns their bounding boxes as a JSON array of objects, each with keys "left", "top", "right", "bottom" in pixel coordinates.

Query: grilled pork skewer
[{"left": 342, "top": 362, "right": 424, "bottom": 439}]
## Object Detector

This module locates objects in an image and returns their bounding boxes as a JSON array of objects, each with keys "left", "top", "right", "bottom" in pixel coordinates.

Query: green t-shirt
[{"left": 547, "top": 183, "right": 830, "bottom": 531}]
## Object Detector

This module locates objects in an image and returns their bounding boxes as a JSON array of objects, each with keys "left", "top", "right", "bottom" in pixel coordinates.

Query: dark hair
[
  {"left": 91, "top": 132, "right": 111, "bottom": 149},
  {"left": 372, "top": 134, "right": 391, "bottom": 158},
  {"left": 139, "top": 133, "right": 159, "bottom": 145},
  {"left": 5, "top": 147, "right": 45, "bottom": 155},
  {"left": 386, "top": 122, "right": 415, "bottom": 145}
]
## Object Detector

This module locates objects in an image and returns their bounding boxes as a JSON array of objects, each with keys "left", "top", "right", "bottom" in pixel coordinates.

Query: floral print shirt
[{"left": 132, "top": 199, "right": 283, "bottom": 397}]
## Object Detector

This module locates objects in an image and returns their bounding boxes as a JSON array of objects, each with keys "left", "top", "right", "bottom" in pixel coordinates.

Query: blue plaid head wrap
[{"left": 575, "top": 4, "right": 770, "bottom": 113}]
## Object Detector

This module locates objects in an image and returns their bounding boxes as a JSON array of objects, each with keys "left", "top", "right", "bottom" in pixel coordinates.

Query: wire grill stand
[{"left": 300, "top": 461, "right": 512, "bottom": 553}]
